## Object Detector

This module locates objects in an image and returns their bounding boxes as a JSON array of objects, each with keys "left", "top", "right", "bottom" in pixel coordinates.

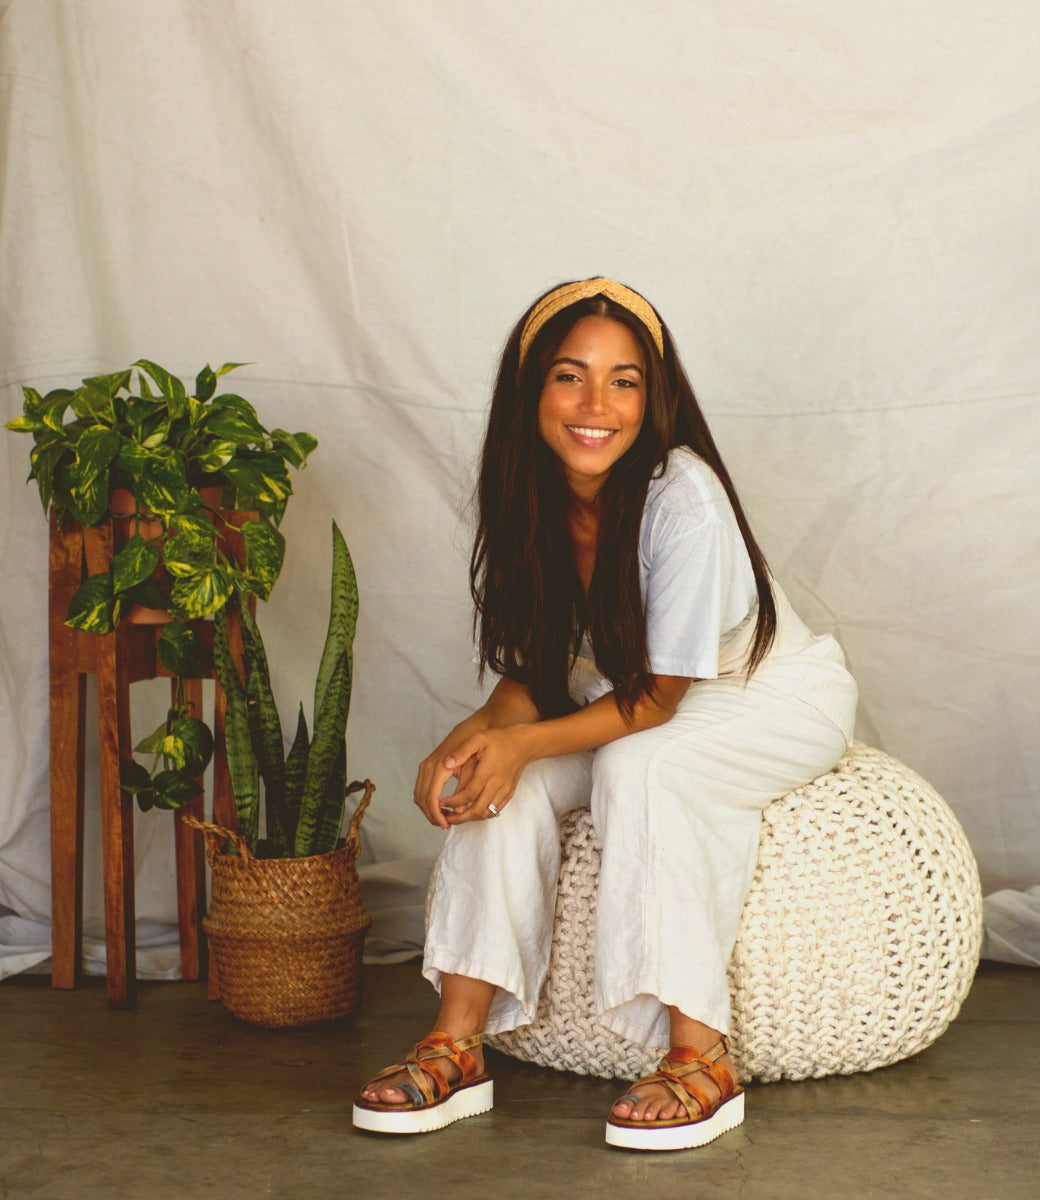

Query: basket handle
[
  {"left": 344, "top": 779, "right": 375, "bottom": 856},
  {"left": 181, "top": 815, "right": 255, "bottom": 862}
]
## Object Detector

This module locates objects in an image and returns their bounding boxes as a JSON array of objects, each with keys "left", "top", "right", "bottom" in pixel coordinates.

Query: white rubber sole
[
  {"left": 353, "top": 1078, "right": 493, "bottom": 1135},
  {"left": 605, "top": 1091, "right": 745, "bottom": 1151}
]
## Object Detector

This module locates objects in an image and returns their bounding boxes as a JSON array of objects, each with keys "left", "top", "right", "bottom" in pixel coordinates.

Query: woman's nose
[{"left": 579, "top": 379, "right": 608, "bottom": 412}]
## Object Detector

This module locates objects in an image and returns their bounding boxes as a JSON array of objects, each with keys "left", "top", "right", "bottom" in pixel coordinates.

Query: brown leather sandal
[
  {"left": 352, "top": 1031, "right": 493, "bottom": 1135},
  {"left": 605, "top": 1037, "right": 744, "bottom": 1151}
]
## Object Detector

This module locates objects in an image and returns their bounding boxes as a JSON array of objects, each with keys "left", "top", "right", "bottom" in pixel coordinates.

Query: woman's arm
[{"left": 415, "top": 674, "right": 692, "bottom": 827}]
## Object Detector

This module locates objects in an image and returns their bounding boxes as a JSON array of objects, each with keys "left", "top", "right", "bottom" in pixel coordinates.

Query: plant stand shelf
[{"left": 48, "top": 508, "right": 250, "bottom": 1008}]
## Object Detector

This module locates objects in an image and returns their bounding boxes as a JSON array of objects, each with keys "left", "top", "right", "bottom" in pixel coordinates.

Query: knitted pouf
[{"left": 486, "top": 742, "right": 983, "bottom": 1083}]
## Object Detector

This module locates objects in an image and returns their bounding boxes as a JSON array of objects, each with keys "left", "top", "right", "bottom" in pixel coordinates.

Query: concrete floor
[{"left": 2, "top": 961, "right": 1038, "bottom": 1200}]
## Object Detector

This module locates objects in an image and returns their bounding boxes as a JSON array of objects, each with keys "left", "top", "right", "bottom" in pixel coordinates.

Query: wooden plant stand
[{"left": 47, "top": 506, "right": 252, "bottom": 1008}]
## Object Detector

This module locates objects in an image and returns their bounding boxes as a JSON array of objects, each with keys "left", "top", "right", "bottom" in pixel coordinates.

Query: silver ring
[{"left": 487, "top": 803, "right": 499, "bottom": 818}]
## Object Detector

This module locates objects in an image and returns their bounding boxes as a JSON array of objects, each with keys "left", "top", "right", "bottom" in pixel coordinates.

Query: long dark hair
[{"left": 470, "top": 281, "right": 776, "bottom": 718}]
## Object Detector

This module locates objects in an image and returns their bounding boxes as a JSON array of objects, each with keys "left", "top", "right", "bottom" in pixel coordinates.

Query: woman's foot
[
  {"left": 358, "top": 1032, "right": 485, "bottom": 1107},
  {"left": 605, "top": 1035, "right": 745, "bottom": 1151},
  {"left": 610, "top": 1042, "right": 739, "bottom": 1123},
  {"left": 352, "top": 1031, "right": 493, "bottom": 1135}
]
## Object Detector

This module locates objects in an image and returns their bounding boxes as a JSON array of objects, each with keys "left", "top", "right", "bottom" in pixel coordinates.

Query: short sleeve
[{"left": 640, "top": 452, "right": 757, "bottom": 679}]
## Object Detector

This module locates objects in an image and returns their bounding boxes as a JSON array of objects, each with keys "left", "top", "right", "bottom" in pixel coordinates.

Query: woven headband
[{"left": 518, "top": 277, "right": 664, "bottom": 364}]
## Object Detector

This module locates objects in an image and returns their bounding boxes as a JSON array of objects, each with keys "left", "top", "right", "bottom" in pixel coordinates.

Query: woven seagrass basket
[{"left": 190, "top": 780, "right": 373, "bottom": 1028}]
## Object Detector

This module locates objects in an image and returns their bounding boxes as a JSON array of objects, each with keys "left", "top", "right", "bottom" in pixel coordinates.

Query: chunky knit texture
[{"left": 485, "top": 743, "right": 982, "bottom": 1083}]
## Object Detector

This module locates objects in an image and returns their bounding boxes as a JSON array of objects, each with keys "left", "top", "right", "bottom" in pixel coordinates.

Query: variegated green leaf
[
  {"left": 162, "top": 529, "right": 214, "bottom": 578},
  {"left": 134, "top": 720, "right": 169, "bottom": 756},
  {"left": 70, "top": 381, "right": 117, "bottom": 424},
  {"left": 201, "top": 406, "right": 264, "bottom": 443},
  {"left": 162, "top": 717, "right": 213, "bottom": 775},
  {"left": 194, "top": 364, "right": 217, "bottom": 402},
  {"left": 40, "top": 389, "right": 75, "bottom": 433},
  {"left": 193, "top": 439, "right": 238, "bottom": 473},
  {"left": 133, "top": 360, "right": 188, "bottom": 417},
  {"left": 169, "top": 566, "right": 233, "bottom": 618},
  {"left": 5, "top": 414, "right": 36, "bottom": 433},
  {"left": 115, "top": 438, "right": 153, "bottom": 475},
  {"left": 215, "top": 362, "right": 249, "bottom": 378},
  {"left": 157, "top": 621, "right": 206, "bottom": 677},
  {"left": 137, "top": 447, "right": 188, "bottom": 515},
  {"left": 68, "top": 470, "right": 111, "bottom": 526},
  {"left": 71, "top": 426, "right": 121, "bottom": 485},
  {"left": 111, "top": 533, "right": 160, "bottom": 594},
  {"left": 242, "top": 521, "right": 285, "bottom": 600},
  {"left": 65, "top": 574, "right": 116, "bottom": 633},
  {"left": 270, "top": 429, "right": 318, "bottom": 468},
  {"left": 150, "top": 769, "right": 202, "bottom": 810}
]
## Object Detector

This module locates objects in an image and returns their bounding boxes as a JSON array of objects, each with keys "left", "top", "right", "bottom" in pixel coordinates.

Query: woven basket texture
[
  {"left": 485, "top": 743, "right": 982, "bottom": 1083},
  {"left": 199, "top": 783, "right": 372, "bottom": 1029}
]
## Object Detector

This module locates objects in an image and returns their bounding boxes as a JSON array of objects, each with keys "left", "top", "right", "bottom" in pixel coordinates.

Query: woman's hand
[{"left": 437, "top": 726, "right": 534, "bottom": 825}]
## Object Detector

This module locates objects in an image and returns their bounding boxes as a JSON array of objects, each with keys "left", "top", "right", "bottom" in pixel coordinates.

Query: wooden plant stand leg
[
  {"left": 48, "top": 515, "right": 87, "bottom": 989},
  {"left": 174, "top": 676, "right": 207, "bottom": 981}
]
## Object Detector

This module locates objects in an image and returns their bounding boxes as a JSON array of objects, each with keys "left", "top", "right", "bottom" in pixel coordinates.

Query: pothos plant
[{"left": 6, "top": 360, "right": 318, "bottom": 812}]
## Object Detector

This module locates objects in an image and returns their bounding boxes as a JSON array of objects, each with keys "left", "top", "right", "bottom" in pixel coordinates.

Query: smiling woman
[{"left": 352, "top": 278, "right": 858, "bottom": 1151}]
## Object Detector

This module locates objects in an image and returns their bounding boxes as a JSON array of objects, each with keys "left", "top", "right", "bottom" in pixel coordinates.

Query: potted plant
[
  {"left": 6, "top": 360, "right": 318, "bottom": 811},
  {"left": 189, "top": 521, "right": 374, "bottom": 1028}
]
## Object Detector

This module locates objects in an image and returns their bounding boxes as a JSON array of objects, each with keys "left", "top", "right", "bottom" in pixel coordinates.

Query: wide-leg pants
[{"left": 423, "top": 639, "right": 857, "bottom": 1048}]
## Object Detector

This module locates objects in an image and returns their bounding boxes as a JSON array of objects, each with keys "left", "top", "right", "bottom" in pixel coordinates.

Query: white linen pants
[{"left": 423, "top": 620, "right": 857, "bottom": 1048}]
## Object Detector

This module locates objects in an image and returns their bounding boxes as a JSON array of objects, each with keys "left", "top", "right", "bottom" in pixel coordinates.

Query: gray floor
[{"left": 2, "top": 961, "right": 1038, "bottom": 1199}]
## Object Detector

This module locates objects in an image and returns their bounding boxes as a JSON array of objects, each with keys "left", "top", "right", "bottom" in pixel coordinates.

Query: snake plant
[{"left": 212, "top": 521, "right": 359, "bottom": 858}]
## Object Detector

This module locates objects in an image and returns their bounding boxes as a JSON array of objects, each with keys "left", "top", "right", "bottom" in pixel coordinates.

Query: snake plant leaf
[
  {"left": 111, "top": 533, "right": 160, "bottom": 594},
  {"left": 313, "top": 521, "right": 358, "bottom": 727},
  {"left": 134, "top": 360, "right": 188, "bottom": 418},
  {"left": 194, "top": 364, "right": 217, "bottom": 403},
  {"left": 213, "top": 611, "right": 259, "bottom": 850},
  {"left": 295, "top": 655, "right": 350, "bottom": 858},
  {"left": 311, "top": 742, "right": 347, "bottom": 857},
  {"left": 157, "top": 620, "right": 206, "bottom": 678},
  {"left": 284, "top": 704, "right": 310, "bottom": 813},
  {"left": 169, "top": 566, "right": 234, "bottom": 619},
  {"left": 150, "top": 768, "right": 202, "bottom": 810},
  {"left": 65, "top": 573, "right": 117, "bottom": 634},
  {"left": 238, "top": 603, "right": 292, "bottom": 849},
  {"left": 163, "top": 528, "right": 214, "bottom": 578},
  {"left": 162, "top": 716, "right": 214, "bottom": 775},
  {"left": 242, "top": 521, "right": 285, "bottom": 600}
]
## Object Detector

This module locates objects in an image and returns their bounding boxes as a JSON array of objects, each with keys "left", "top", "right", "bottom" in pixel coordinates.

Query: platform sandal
[
  {"left": 605, "top": 1037, "right": 744, "bottom": 1151},
  {"left": 352, "top": 1031, "right": 493, "bottom": 1135}
]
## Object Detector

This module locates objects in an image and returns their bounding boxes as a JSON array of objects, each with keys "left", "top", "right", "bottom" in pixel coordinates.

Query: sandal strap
[
  {"left": 623, "top": 1038, "right": 737, "bottom": 1121},
  {"left": 368, "top": 1031, "right": 484, "bottom": 1107}
]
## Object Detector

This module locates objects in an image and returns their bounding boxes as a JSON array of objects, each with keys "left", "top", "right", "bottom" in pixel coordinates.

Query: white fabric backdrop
[{"left": 1, "top": 0, "right": 1037, "bottom": 975}]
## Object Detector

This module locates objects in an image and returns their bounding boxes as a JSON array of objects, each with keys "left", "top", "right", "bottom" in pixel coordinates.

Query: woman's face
[{"left": 537, "top": 315, "right": 646, "bottom": 500}]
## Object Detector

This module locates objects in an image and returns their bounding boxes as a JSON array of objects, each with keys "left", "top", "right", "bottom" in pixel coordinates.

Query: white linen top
[{"left": 639, "top": 446, "right": 758, "bottom": 679}]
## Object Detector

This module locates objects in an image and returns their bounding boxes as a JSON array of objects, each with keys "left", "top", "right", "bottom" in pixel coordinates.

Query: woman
[{"left": 353, "top": 278, "right": 857, "bottom": 1151}]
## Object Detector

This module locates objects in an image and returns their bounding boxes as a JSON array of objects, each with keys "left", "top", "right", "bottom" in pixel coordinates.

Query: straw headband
[{"left": 518, "top": 277, "right": 665, "bottom": 365}]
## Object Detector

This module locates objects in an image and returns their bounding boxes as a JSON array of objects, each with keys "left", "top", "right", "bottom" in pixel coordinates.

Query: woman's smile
[{"left": 538, "top": 315, "right": 647, "bottom": 498}]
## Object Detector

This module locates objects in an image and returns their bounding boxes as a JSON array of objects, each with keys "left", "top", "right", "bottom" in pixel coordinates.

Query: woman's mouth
[{"left": 565, "top": 425, "right": 617, "bottom": 446}]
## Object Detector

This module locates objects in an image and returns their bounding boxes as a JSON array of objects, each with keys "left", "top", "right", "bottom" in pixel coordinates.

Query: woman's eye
[
  {"left": 613, "top": 377, "right": 638, "bottom": 388},
  {"left": 554, "top": 371, "right": 580, "bottom": 383}
]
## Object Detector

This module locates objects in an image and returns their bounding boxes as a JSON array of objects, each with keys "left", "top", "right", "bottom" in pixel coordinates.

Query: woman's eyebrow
[{"left": 548, "top": 357, "right": 644, "bottom": 376}]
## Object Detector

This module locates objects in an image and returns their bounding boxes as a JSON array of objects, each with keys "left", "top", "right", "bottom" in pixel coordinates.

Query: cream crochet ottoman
[{"left": 486, "top": 742, "right": 983, "bottom": 1083}]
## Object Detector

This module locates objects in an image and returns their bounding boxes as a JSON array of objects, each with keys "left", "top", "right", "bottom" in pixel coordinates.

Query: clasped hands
[{"left": 413, "top": 725, "right": 532, "bottom": 830}]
